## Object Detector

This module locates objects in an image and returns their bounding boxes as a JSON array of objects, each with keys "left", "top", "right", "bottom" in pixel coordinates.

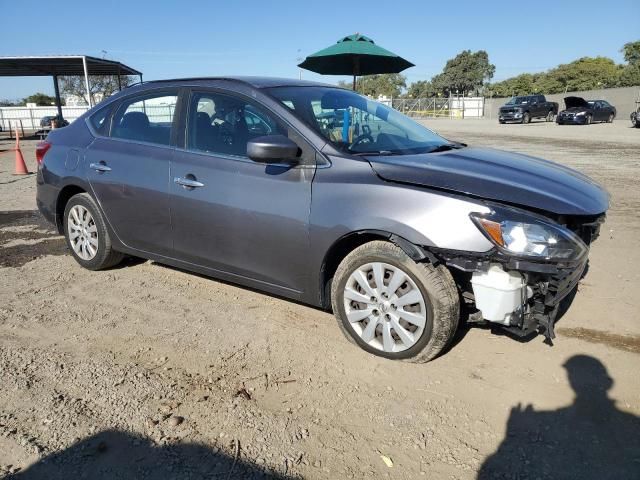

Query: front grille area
[{"left": 544, "top": 261, "right": 587, "bottom": 307}]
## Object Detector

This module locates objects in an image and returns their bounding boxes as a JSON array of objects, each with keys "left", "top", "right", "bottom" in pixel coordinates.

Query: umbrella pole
[{"left": 352, "top": 75, "right": 356, "bottom": 92}]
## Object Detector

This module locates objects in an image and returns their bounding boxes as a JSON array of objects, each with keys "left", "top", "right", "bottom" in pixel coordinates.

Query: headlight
[
  {"left": 575, "top": 111, "right": 586, "bottom": 116},
  {"left": 471, "top": 209, "right": 587, "bottom": 262}
]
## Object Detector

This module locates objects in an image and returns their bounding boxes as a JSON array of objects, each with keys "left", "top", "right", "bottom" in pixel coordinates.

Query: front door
[
  {"left": 169, "top": 90, "right": 314, "bottom": 294},
  {"left": 86, "top": 90, "right": 178, "bottom": 256}
]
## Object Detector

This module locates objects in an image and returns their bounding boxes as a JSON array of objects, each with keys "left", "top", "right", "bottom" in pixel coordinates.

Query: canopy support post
[
  {"left": 52, "top": 74, "right": 63, "bottom": 120},
  {"left": 352, "top": 75, "right": 356, "bottom": 91},
  {"left": 82, "top": 56, "right": 92, "bottom": 107}
]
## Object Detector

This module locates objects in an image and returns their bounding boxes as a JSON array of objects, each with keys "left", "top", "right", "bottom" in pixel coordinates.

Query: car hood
[
  {"left": 564, "top": 96, "right": 589, "bottom": 109},
  {"left": 366, "top": 147, "right": 609, "bottom": 216}
]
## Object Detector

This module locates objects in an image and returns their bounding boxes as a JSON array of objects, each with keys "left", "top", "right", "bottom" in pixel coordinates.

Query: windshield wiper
[
  {"left": 427, "top": 143, "right": 465, "bottom": 153},
  {"left": 351, "top": 150, "right": 400, "bottom": 156}
]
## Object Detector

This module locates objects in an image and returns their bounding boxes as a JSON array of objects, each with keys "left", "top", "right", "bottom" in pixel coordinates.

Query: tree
[
  {"left": 339, "top": 74, "right": 406, "bottom": 97},
  {"left": 435, "top": 50, "right": 495, "bottom": 95},
  {"left": 22, "top": 93, "right": 59, "bottom": 106},
  {"left": 487, "top": 73, "right": 538, "bottom": 97},
  {"left": 548, "top": 57, "right": 621, "bottom": 91},
  {"left": 618, "top": 63, "right": 640, "bottom": 87},
  {"left": 622, "top": 40, "right": 640, "bottom": 65},
  {"left": 59, "top": 75, "right": 134, "bottom": 105},
  {"left": 406, "top": 80, "right": 437, "bottom": 98},
  {"left": 488, "top": 52, "right": 636, "bottom": 96}
]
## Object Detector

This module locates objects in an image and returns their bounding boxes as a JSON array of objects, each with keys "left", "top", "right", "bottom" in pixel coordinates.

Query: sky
[{"left": 1, "top": 0, "right": 638, "bottom": 100}]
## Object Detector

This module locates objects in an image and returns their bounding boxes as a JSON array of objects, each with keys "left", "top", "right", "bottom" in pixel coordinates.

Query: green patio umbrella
[{"left": 298, "top": 33, "right": 414, "bottom": 91}]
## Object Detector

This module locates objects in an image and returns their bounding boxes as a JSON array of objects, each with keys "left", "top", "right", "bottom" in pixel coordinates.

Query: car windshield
[
  {"left": 266, "top": 86, "right": 451, "bottom": 155},
  {"left": 506, "top": 96, "right": 529, "bottom": 105}
]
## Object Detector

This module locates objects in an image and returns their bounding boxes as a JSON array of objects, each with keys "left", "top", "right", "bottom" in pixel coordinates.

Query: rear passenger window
[
  {"left": 111, "top": 92, "right": 178, "bottom": 146},
  {"left": 89, "top": 105, "right": 113, "bottom": 136}
]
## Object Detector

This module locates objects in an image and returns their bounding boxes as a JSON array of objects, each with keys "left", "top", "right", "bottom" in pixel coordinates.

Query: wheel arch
[
  {"left": 319, "top": 229, "right": 435, "bottom": 309},
  {"left": 55, "top": 184, "right": 87, "bottom": 234}
]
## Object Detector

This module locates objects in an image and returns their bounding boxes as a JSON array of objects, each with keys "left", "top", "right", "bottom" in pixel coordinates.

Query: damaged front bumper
[{"left": 432, "top": 249, "right": 589, "bottom": 343}]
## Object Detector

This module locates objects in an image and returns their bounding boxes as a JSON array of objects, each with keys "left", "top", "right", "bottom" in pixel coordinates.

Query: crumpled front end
[{"left": 431, "top": 214, "right": 605, "bottom": 342}]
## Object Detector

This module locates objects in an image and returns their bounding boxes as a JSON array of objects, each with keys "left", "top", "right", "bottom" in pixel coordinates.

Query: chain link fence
[{"left": 391, "top": 97, "right": 485, "bottom": 118}]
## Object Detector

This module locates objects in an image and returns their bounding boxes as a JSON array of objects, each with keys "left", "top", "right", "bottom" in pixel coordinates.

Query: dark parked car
[
  {"left": 40, "top": 115, "right": 69, "bottom": 129},
  {"left": 498, "top": 94, "right": 559, "bottom": 124},
  {"left": 630, "top": 101, "right": 640, "bottom": 128},
  {"left": 36, "top": 77, "right": 609, "bottom": 361},
  {"left": 557, "top": 97, "right": 616, "bottom": 125}
]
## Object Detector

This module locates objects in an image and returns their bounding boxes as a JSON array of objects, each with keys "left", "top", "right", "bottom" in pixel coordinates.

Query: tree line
[
  {"left": 489, "top": 41, "right": 640, "bottom": 97},
  {"left": 338, "top": 40, "right": 639, "bottom": 99}
]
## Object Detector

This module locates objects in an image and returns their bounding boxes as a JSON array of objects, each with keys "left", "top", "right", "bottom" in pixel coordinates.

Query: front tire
[
  {"left": 331, "top": 241, "right": 459, "bottom": 362},
  {"left": 63, "top": 193, "right": 124, "bottom": 270},
  {"left": 586, "top": 114, "right": 592, "bottom": 125},
  {"left": 522, "top": 112, "right": 530, "bottom": 124}
]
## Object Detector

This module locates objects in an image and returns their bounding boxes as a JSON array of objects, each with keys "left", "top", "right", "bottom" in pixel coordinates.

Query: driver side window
[{"left": 187, "top": 91, "right": 286, "bottom": 158}]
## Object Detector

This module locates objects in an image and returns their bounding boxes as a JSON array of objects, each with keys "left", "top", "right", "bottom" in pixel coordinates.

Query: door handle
[
  {"left": 174, "top": 177, "right": 205, "bottom": 188},
  {"left": 89, "top": 162, "right": 112, "bottom": 172}
]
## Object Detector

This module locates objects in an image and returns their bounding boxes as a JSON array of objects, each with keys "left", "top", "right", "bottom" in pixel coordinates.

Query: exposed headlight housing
[{"left": 471, "top": 208, "right": 588, "bottom": 262}]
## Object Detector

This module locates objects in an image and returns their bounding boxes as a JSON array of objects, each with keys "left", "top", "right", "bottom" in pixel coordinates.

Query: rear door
[
  {"left": 593, "top": 101, "right": 606, "bottom": 121},
  {"left": 169, "top": 89, "right": 315, "bottom": 293},
  {"left": 534, "top": 95, "right": 545, "bottom": 117},
  {"left": 85, "top": 89, "right": 179, "bottom": 256}
]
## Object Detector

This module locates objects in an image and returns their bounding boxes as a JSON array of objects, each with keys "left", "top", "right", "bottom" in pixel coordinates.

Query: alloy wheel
[
  {"left": 67, "top": 205, "right": 99, "bottom": 261},
  {"left": 343, "top": 262, "right": 427, "bottom": 353}
]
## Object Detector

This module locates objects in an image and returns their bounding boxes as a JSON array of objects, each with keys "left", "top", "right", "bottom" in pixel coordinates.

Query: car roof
[{"left": 132, "top": 76, "right": 338, "bottom": 90}]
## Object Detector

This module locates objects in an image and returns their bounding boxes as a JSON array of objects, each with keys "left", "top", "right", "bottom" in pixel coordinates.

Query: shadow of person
[
  {"left": 9, "top": 430, "right": 296, "bottom": 480},
  {"left": 478, "top": 355, "right": 640, "bottom": 479}
]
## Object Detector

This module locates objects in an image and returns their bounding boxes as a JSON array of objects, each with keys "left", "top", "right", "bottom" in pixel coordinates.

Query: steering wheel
[{"left": 350, "top": 133, "right": 374, "bottom": 149}]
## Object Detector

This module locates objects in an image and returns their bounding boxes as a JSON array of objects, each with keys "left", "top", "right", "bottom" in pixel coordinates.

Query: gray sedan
[{"left": 36, "top": 77, "right": 608, "bottom": 361}]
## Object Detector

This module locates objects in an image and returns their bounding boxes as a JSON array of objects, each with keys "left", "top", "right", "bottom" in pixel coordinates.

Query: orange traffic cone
[{"left": 13, "top": 127, "right": 30, "bottom": 175}]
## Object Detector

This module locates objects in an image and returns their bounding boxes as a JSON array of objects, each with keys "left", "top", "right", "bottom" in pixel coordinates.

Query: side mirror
[{"left": 247, "top": 135, "right": 300, "bottom": 163}]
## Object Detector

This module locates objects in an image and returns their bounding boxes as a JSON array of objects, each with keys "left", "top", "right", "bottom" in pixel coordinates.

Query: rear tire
[
  {"left": 63, "top": 193, "right": 124, "bottom": 270},
  {"left": 522, "top": 112, "right": 530, "bottom": 124},
  {"left": 546, "top": 110, "right": 555, "bottom": 122},
  {"left": 331, "top": 241, "right": 459, "bottom": 363},
  {"left": 607, "top": 113, "right": 614, "bottom": 123}
]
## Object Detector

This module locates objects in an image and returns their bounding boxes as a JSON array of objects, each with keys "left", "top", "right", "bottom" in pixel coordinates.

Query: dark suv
[
  {"left": 499, "top": 94, "right": 559, "bottom": 124},
  {"left": 36, "top": 77, "right": 608, "bottom": 362}
]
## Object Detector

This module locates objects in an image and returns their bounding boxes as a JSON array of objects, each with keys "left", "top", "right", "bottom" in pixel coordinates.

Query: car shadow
[
  {"left": 8, "top": 430, "right": 298, "bottom": 479},
  {"left": 477, "top": 355, "right": 640, "bottom": 479}
]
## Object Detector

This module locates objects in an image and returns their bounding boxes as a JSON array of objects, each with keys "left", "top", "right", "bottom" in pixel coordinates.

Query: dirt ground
[{"left": 0, "top": 119, "right": 639, "bottom": 479}]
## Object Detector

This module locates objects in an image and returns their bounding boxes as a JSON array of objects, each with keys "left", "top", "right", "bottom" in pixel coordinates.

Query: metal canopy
[
  {"left": 0, "top": 55, "right": 142, "bottom": 121},
  {"left": 0, "top": 55, "right": 141, "bottom": 77}
]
